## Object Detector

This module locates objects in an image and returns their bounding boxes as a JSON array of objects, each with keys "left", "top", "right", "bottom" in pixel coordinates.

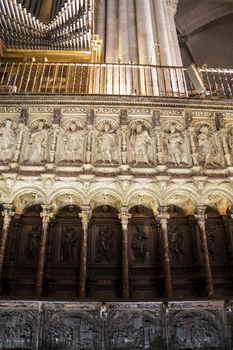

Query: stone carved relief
[
  {"left": 45, "top": 311, "right": 98, "bottom": 350},
  {"left": 195, "top": 124, "right": 224, "bottom": 166},
  {"left": 169, "top": 310, "right": 223, "bottom": 349},
  {"left": 21, "top": 119, "right": 51, "bottom": 164},
  {"left": 109, "top": 311, "right": 160, "bottom": 349},
  {"left": 0, "top": 311, "right": 35, "bottom": 349},
  {"left": 129, "top": 121, "right": 154, "bottom": 165},
  {"left": 0, "top": 119, "right": 18, "bottom": 163},
  {"left": 95, "top": 227, "right": 115, "bottom": 263},
  {"left": 96, "top": 121, "right": 118, "bottom": 164},
  {"left": 162, "top": 122, "right": 191, "bottom": 166},
  {"left": 56, "top": 120, "right": 86, "bottom": 163}
]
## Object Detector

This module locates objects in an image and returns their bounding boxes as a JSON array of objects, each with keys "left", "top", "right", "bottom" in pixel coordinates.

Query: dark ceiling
[
  {"left": 17, "top": 0, "right": 67, "bottom": 21},
  {"left": 176, "top": 0, "right": 233, "bottom": 68}
]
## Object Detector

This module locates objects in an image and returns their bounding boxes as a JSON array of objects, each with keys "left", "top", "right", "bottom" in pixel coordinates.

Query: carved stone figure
[
  {"left": 61, "top": 226, "right": 77, "bottom": 263},
  {"left": 27, "top": 226, "right": 41, "bottom": 261},
  {"left": 61, "top": 122, "right": 85, "bottom": 162},
  {"left": 197, "top": 126, "right": 218, "bottom": 166},
  {"left": 227, "top": 128, "right": 233, "bottom": 160},
  {"left": 26, "top": 120, "right": 49, "bottom": 163},
  {"left": 0, "top": 119, "right": 17, "bottom": 162},
  {"left": 131, "top": 226, "right": 148, "bottom": 262},
  {"left": 98, "top": 122, "right": 116, "bottom": 163},
  {"left": 130, "top": 122, "right": 152, "bottom": 164},
  {"left": 95, "top": 228, "right": 114, "bottom": 263},
  {"left": 169, "top": 226, "right": 184, "bottom": 260},
  {"left": 165, "top": 124, "right": 184, "bottom": 165}
]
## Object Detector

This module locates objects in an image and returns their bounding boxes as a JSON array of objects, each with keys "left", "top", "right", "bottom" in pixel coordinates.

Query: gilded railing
[{"left": 0, "top": 61, "right": 232, "bottom": 99}]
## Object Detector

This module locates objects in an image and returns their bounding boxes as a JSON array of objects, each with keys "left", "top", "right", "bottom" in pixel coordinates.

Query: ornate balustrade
[{"left": 0, "top": 61, "right": 232, "bottom": 99}]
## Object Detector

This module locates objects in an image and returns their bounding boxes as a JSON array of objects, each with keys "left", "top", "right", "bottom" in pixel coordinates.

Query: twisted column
[
  {"left": 79, "top": 207, "right": 92, "bottom": 298},
  {"left": 195, "top": 205, "right": 214, "bottom": 297},
  {"left": 36, "top": 205, "right": 53, "bottom": 296},
  {"left": 157, "top": 206, "right": 172, "bottom": 297},
  {"left": 118, "top": 207, "right": 132, "bottom": 298},
  {"left": 0, "top": 204, "right": 15, "bottom": 278}
]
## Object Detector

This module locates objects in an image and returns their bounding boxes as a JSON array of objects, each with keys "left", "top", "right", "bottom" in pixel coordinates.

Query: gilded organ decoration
[
  {"left": 97, "top": 121, "right": 117, "bottom": 163},
  {"left": 163, "top": 122, "right": 191, "bottom": 166},
  {"left": 56, "top": 120, "right": 85, "bottom": 163},
  {"left": 0, "top": 119, "right": 18, "bottom": 163},
  {"left": 129, "top": 121, "right": 154, "bottom": 165},
  {"left": 22, "top": 120, "right": 50, "bottom": 164},
  {"left": 195, "top": 124, "right": 224, "bottom": 166}
]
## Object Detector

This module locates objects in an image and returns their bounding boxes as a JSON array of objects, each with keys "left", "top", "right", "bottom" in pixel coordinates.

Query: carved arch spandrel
[
  {"left": 12, "top": 189, "right": 48, "bottom": 215},
  {"left": 89, "top": 191, "right": 122, "bottom": 211},
  {"left": 127, "top": 191, "right": 159, "bottom": 215},
  {"left": 200, "top": 190, "right": 233, "bottom": 216}
]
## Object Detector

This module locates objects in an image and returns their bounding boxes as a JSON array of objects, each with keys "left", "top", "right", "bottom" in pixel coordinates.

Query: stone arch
[
  {"left": 11, "top": 187, "right": 48, "bottom": 214},
  {"left": 200, "top": 188, "right": 233, "bottom": 215},
  {"left": 165, "top": 188, "right": 198, "bottom": 215},
  {"left": 88, "top": 189, "right": 123, "bottom": 211},
  {"left": 50, "top": 190, "right": 84, "bottom": 215},
  {"left": 127, "top": 190, "right": 159, "bottom": 215}
]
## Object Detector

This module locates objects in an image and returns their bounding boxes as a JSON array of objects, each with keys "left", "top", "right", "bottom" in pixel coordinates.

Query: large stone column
[
  {"left": 195, "top": 206, "right": 214, "bottom": 297},
  {"left": 79, "top": 207, "right": 92, "bottom": 298},
  {"left": 36, "top": 205, "right": 53, "bottom": 296},
  {"left": 166, "top": 0, "right": 183, "bottom": 66},
  {"left": 0, "top": 204, "right": 15, "bottom": 278},
  {"left": 157, "top": 206, "right": 172, "bottom": 297},
  {"left": 118, "top": 206, "right": 132, "bottom": 298}
]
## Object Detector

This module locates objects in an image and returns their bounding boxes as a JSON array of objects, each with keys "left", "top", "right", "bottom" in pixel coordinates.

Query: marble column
[
  {"left": 195, "top": 205, "right": 214, "bottom": 297},
  {"left": 166, "top": 0, "right": 183, "bottom": 66},
  {"left": 0, "top": 204, "right": 15, "bottom": 278},
  {"left": 118, "top": 207, "right": 132, "bottom": 298},
  {"left": 36, "top": 205, "right": 53, "bottom": 296},
  {"left": 157, "top": 206, "right": 172, "bottom": 297},
  {"left": 79, "top": 207, "right": 92, "bottom": 298}
]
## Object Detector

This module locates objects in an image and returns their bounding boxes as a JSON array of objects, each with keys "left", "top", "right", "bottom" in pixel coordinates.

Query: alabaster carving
[
  {"left": 196, "top": 124, "right": 224, "bottom": 166},
  {"left": 163, "top": 122, "right": 191, "bottom": 166},
  {"left": 0, "top": 119, "right": 18, "bottom": 163},
  {"left": 22, "top": 120, "right": 50, "bottom": 163},
  {"left": 57, "top": 120, "right": 85, "bottom": 163},
  {"left": 129, "top": 121, "right": 154, "bottom": 165},
  {"left": 97, "top": 121, "right": 117, "bottom": 163}
]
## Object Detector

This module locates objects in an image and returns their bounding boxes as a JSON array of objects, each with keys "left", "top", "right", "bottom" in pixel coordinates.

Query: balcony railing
[{"left": 0, "top": 62, "right": 232, "bottom": 99}]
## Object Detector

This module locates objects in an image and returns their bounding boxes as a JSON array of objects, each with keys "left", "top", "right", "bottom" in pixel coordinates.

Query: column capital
[
  {"left": 195, "top": 205, "right": 207, "bottom": 222},
  {"left": 40, "top": 205, "right": 53, "bottom": 223},
  {"left": 79, "top": 206, "right": 92, "bottom": 227},
  {"left": 157, "top": 205, "right": 170, "bottom": 221},
  {"left": 118, "top": 206, "right": 132, "bottom": 230},
  {"left": 2, "top": 203, "right": 15, "bottom": 225},
  {"left": 166, "top": 0, "right": 179, "bottom": 14}
]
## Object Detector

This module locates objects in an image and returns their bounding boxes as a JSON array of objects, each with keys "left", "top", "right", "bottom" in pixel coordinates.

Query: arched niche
[
  {"left": 3, "top": 204, "right": 42, "bottom": 297},
  {"left": 128, "top": 205, "right": 160, "bottom": 298},
  {"left": 204, "top": 205, "right": 232, "bottom": 296},
  {"left": 45, "top": 204, "right": 82, "bottom": 298},
  {"left": 168, "top": 205, "right": 198, "bottom": 297},
  {"left": 87, "top": 205, "right": 122, "bottom": 299}
]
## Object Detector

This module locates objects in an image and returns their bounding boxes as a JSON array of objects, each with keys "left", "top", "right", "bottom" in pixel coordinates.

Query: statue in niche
[
  {"left": 131, "top": 226, "right": 148, "bottom": 262},
  {"left": 227, "top": 128, "right": 233, "bottom": 161},
  {"left": 97, "top": 122, "right": 117, "bottom": 163},
  {"left": 25, "top": 120, "right": 49, "bottom": 163},
  {"left": 165, "top": 124, "right": 188, "bottom": 166},
  {"left": 61, "top": 226, "right": 77, "bottom": 263},
  {"left": 27, "top": 226, "right": 41, "bottom": 261},
  {"left": 130, "top": 122, "right": 152, "bottom": 164},
  {"left": 169, "top": 226, "right": 184, "bottom": 260},
  {"left": 95, "top": 228, "right": 114, "bottom": 263},
  {"left": 61, "top": 121, "right": 85, "bottom": 162},
  {"left": 0, "top": 119, "right": 17, "bottom": 162},
  {"left": 197, "top": 126, "right": 220, "bottom": 166}
]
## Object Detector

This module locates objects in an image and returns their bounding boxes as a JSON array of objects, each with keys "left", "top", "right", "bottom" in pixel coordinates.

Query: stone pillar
[
  {"left": 195, "top": 205, "right": 214, "bottom": 297},
  {"left": 79, "top": 207, "right": 92, "bottom": 298},
  {"left": 157, "top": 206, "right": 172, "bottom": 297},
  {"left": 0, "top": 204, "right": 15, "bottom": 278},
  {"left": 166, "top": 0, "right": 182, "bottom": 66},
  {"left": 118, "top": 207, "right": 132, "bottom": 298},
  {"left": 36, "top": 205, "right": 53, "bottom": 296}
]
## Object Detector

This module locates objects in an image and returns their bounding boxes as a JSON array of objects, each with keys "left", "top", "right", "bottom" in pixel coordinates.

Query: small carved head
[{"left": 70, "top": 122, "right": 77, "bottom": 131}]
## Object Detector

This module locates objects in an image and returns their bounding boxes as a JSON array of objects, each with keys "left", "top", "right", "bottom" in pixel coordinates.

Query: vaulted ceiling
[{"left": 176, "top": 0, "right": 233, "bottom": 68}]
